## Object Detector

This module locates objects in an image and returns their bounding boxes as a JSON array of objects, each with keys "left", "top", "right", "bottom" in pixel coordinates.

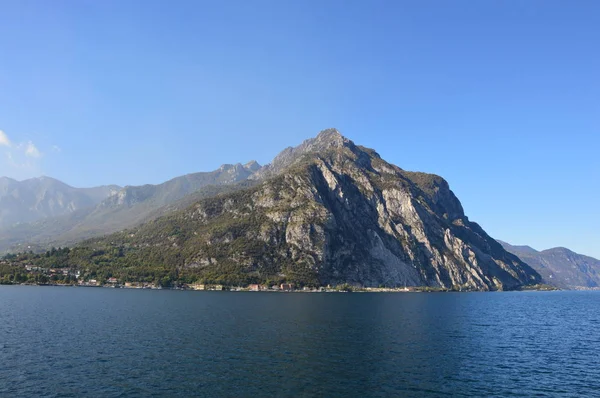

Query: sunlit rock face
[{"left": 153, "top": 129, "right": 540, "bottom": 290}]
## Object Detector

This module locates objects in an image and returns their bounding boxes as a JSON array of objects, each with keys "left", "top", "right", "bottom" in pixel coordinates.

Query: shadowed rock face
[
  {"left": 500, "top": 241, "right": 600, "bottom": 289},
  {"left": 112, "top": 129, "right": 540, "bottom": 290}
]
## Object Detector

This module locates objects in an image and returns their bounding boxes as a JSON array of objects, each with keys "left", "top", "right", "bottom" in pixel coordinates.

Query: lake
[{"left": 1, "top": 287, "right": 599, "bottom": 397}]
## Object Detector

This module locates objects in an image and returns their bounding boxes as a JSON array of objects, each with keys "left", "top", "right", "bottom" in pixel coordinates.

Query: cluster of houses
[
  {"left": 186, "top": 284, "right": 224, "bottom": 291},
  {"left": 15, "top": 264, "right": 154, "bottom": 288},
  {"left": 185, "top": 283, "right": 298, "bottom": 292},
  {"left": 79, "top": 279, "right": 161, "bottom": 289},
  {"left": 246, "top": 283, "right": 295, "bottom": 291},
  {"left": 104, "top": 282, "right": 305, "bottom": 291},
  {"left": 23, "top": 265, "right": 81, "bottom": 280},
  {"left": 78, "top": 279, "right": 100, "bottom": 287}
]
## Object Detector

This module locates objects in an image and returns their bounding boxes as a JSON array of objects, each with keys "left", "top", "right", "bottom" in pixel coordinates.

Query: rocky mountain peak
[
  {"left": 243, "top": 160, "right": 261, "bottom": 172},
  {"left": 250, "top": 128, "right": 359, "bottom": 180},
  {"left": 218, "top": 162, "right": 262, "bottom": 174},
  {"left": 313, "top": 128, "right": 352, "bottom": 148},
  {"left": 218, "top": 163, "right": 236, "bottom": 171}
]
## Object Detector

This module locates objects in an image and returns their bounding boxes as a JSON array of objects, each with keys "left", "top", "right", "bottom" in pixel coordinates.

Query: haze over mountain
[
  {"left": 41, "top": 129, "right": 540, "bottom": 290},
  {"left": 0, "top": 163, "right": 260, "bottom": 251},
  {"left": 499, "top": 241, "right": 600, "bottom": 289},
  {"left": 0, "top": 176, "right": 119, "bottom": 228}
]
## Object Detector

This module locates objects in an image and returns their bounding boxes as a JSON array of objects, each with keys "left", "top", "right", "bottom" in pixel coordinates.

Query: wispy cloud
[
  {"left": 0, "top": 130, "right": 49, "bottom": 179},
  {"left": 23, "top": 141, "right": 41, "bottom": 158},
  {"left": 0, "top": 130, "right": 11, "bottom": 147}
]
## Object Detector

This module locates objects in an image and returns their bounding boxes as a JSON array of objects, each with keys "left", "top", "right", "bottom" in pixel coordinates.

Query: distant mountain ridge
[
  {"left": 0, "top": 176, "right": 120, "bottom": 229},
  {"left": 0, "top": 162, "right": 260, "bottom": 251},
  {"left": 499, "top": 241, "right": 600, "bottom": 289},
  {"left": 101, "top": 163, "right": 258, "bottom": 208}
]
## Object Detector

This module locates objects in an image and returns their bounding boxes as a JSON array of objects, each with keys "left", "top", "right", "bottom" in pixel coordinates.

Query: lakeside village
[
  {"left": 0, "top": 268, "right": 417, "bottom": 293},
  {"left": 0, "top": 259, "right": 439, "bottom": 292},
  {"left": 0, "top": 259, "right": 556, "bottom": 292}
]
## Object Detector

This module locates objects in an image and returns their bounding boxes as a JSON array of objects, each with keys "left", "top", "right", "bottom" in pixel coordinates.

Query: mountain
[
  {"left": 499, "top": 241, "right": 600, "bottom": 289},
  {"left": 0, "top": 176, "right": 120, "bottom": 228},
  {"left": 0, "top": 163, "right": 260, "bottom": 251},
  {"left": 49, "top": 129, "right": 540, "bottom": 290},
  {"left": 249, "top": 131, "right": 358, "bottom": 180},
  {"left": 99, "top": 163, "right": 258, "bottom": 208}
]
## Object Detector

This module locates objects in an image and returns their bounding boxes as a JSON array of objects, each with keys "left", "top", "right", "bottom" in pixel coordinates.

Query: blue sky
[{"left": 0, "top": 0, "right": 598, "bottom": 257}]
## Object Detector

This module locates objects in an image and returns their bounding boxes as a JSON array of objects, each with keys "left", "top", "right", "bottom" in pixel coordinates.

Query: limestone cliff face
[{"left": 132, "top": 129, "right": 540, "bottom": 290}]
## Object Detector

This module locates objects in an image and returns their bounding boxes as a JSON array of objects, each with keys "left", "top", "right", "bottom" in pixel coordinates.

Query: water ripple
[{"left": 1, "top": 287, "right": 599, "bottom": 397}]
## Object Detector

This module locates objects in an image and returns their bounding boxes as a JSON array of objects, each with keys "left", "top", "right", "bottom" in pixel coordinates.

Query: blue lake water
[{"left": 1, "top": 287, "right": 599, "bottom": 397}]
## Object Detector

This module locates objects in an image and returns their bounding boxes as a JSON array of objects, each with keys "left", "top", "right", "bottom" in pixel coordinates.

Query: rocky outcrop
[
  {"left": 250, "top": 128, "right": 353, "bottom": 180},
  {"left": 118, "top": 129, "right": 540, "bottom": 290}
]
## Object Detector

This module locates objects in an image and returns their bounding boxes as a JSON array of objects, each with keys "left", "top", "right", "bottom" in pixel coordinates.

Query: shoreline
[{"left": 0, "top": 282, "right": 564, "bottom": 292}]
